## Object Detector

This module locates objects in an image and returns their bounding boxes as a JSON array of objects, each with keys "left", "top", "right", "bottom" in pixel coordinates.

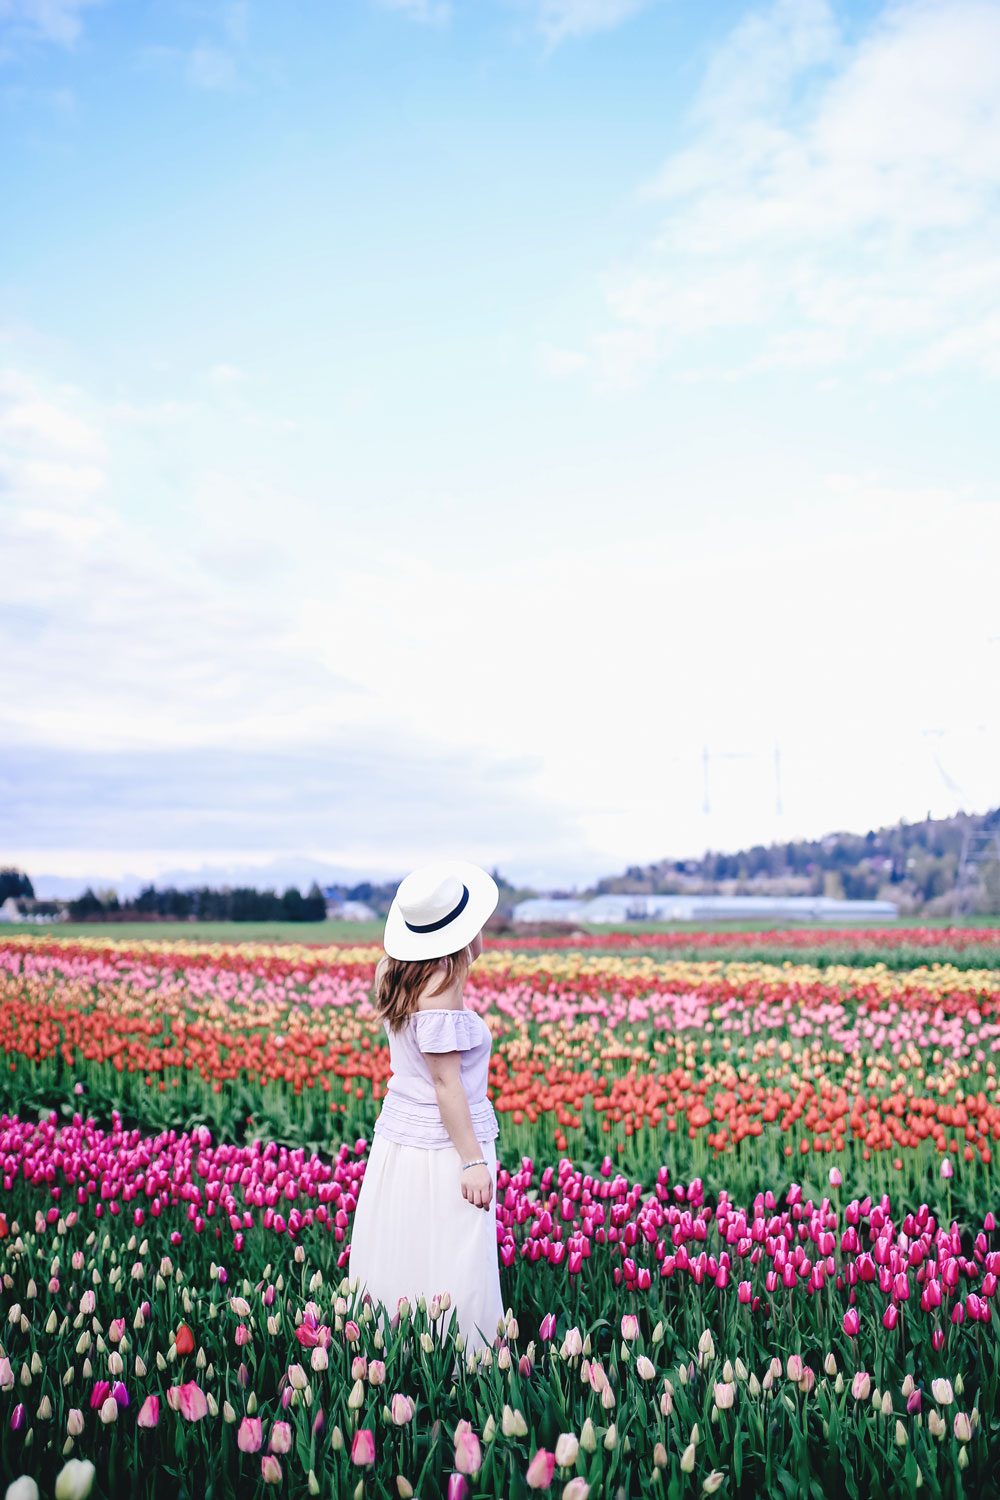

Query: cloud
[
  {"left": 0, "top": 0, "right": 105, "bottom": 51},
  {"left": 1, "top": 739, "right": 590, "bottom": 885},
  {"left": 186, "top": 44, "right": 238, "bottom": 91},
  {"left": 379, "top": 0, "right": 452, "bottom": 24},
  {"left": 137, "top": 5, "right": 251, "bottom": 93},
  {"left": 206, "top": 362, "right": 246, "bottom": 386},
  {"left": 5, "top": 360, "right": 999, "bottom": 887},
  {"left": 0, "top": 368, "right": 362, "bottom": 754},
  {"left": 537, "top": 343, "right": 590, "bottom": 377},
  {"left": 574, "top": 0, "right": 1000, "bottom": 384},
  {"left": 535, "top": 0, "right": 653, "bottom": 43}
]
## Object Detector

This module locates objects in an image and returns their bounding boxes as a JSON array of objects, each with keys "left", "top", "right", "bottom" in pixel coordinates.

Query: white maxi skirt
[{"left": 348, "top": 1134, "right": 504, "bottom": 1360}]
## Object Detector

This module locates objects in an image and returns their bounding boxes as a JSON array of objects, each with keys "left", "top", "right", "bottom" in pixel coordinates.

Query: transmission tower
[
  {"left": 701, "top": 745, "right": 755, "bottom": 815},
  {"left": 953, "top": 821, "right": 1000, "bottom": 917}
]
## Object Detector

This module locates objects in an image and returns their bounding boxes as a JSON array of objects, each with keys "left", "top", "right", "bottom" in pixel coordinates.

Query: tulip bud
[
  {"left": 555, "top": 1433, "right": 579, "bottom": 1467},
  {"left": 54, "top": 1459, "right": 96, "bottom": 1500}
]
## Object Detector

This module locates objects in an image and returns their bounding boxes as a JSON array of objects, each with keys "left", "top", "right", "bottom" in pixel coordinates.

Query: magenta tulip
[
  {"left": 526, "top": 1449, "right": 557, "bottom": 1489},
  {"left": 176, "top": 1382, "right": 209, "bottom": 1421},
  {"left": 137, "top": 1394, "right": 159, "bottom": 1429},
  {"left": 351, "top": 1428, "right": 376, "bottom": 1466},
  {"left": 454, "top": 1419, "right": 482, "bottom": 1476},
  {"left": 238, "top": 1417, "right": 263, "bottom": 1452}
]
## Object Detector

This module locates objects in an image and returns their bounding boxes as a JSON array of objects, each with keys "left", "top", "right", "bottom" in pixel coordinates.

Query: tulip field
[{"left": 2, "top": 932, "right": 1000, "bottom": 1500}]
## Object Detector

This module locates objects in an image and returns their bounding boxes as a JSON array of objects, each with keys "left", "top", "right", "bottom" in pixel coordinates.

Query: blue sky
[{"left": 2, "top": 0, "right": 999, "bottom": 894}]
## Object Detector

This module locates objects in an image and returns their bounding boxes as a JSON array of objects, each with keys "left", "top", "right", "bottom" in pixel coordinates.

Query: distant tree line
[{"left": 68, "top": 882, "right": 329, "bottom": 922}]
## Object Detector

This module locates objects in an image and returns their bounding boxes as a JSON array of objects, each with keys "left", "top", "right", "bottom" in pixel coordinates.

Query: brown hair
[{"left": 374, "top": 947, "right": 471, "bottom": 1034}]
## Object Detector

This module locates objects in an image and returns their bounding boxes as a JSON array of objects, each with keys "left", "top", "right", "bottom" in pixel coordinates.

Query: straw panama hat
[{"left": 383, "top": 860, "right": 500, "bottom": 961}]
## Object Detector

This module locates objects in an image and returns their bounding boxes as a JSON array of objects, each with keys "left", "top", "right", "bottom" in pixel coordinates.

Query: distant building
[
  {"left": 0, "top": 897, "right": 66, "bottom": 924},
  {"left": 325, "top": 896, "right": 377, "bottom": 921},
  {"left": 512, "top": 894, "right": 898, "bottom": 924}
]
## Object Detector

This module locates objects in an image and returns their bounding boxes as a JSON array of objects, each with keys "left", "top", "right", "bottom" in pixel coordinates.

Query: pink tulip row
[
  {"left": 0, "top": 1111, "right": 365, "bottom": 1255},
  {"left": 2, "top": 1110, "right": 999, "bottom": 1340},
  {"left": 496, "top": 1157, "right": 1000, "bottom": 1333},
  {"left": 8, "top": 941, "right": 1000, "bottom": 1047}
]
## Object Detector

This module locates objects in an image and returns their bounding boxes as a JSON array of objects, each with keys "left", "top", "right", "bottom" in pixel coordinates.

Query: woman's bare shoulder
[{"left": 415, "top": 962, "right": 464, "bottom": 1012}]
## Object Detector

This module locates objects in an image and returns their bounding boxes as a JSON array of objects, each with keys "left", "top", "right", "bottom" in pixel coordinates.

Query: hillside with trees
[{"left": 587, "top": 807, "right": 1000, "bottom": 915}]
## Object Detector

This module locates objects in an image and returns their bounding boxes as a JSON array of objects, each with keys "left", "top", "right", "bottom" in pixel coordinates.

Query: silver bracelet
[{"left": 461, "top": 1158, "right": 487, "bottom": 1171}]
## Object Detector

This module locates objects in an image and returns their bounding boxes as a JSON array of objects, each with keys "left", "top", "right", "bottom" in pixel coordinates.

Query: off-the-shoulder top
[{"left": 372, "top": 1006, "right": 499, "bottom": 1151}]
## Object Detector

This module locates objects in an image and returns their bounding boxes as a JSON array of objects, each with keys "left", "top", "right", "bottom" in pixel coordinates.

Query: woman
[{"left": 347, "top": 860, "right": 504, "bottom": 1361}]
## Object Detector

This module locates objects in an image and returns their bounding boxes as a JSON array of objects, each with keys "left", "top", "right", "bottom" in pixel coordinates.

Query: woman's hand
[{"left": 461, "top": 1163, "right": 493, "bottom": 1211}]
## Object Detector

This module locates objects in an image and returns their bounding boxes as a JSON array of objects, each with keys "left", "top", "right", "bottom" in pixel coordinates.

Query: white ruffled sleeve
[{"left": 413, "top": 1009, "right": 479, "bottom": 1054}]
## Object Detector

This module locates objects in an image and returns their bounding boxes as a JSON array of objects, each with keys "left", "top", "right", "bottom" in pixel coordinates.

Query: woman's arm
[{"left": 423, "top": 1050, "right": 493, "bottom": 1209}]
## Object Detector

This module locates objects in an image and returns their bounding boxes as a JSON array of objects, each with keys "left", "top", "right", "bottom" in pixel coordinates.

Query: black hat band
[{"left": 403, "top": 883, "right": 470, "bottom": 933}]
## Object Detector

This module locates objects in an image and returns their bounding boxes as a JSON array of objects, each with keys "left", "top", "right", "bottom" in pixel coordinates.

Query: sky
[{"left": 2, "top": 0, "right": 999, "bottom": 896}]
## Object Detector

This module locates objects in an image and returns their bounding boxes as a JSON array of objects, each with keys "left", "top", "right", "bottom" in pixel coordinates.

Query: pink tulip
[
  {"left": 261, "top": 1456, "right": 282, "bottom": 1484},
  {"left": 562, "top": 1482, "right": 591, "bottom": 1500},
  {"left": 539, "top": 1313, "right": 556, "bottom": 1341},
  {"left": 269, "top": 1421, "right": 292, "bottom": 1453},
  {"left": 176, "top": 1381, "right": 209, "bottom": 1421},
  {"left": 842, "top": 1309, "right": 859, "bottom": 1337},
  {"left": 448, "top": 1478, "right": 469, "bottom": 1500},
  {"left": 882, "top": 1304, "right": 898, "bottom": 1330},
  {"left": 941, "top": 1158, "right": 953, "bottom": 1179},
  {"left": 391, "top": 1394, "right": 415, "bottom": 1425},
  {"left": 526, "top": 1449, "right": 557, "bottom": 1489},
  {"left": 137, "top": 1394, "right": 159, "bottom": 1428},
  {"left": 238, "top": 1417, "right": 263, "bottom": 1452},
  {"left": 620, "top": 1314, "right": 639, "bottom": 1342},
  {"left": 10, "top": 1403, "right": 25, "bottom": 1432},
  {"left": 454, "top": 1419, "right": 482, "bottom": 1475},
  {"left": 351, "top": 1428, "right": 376, "bottom": 1466}
]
